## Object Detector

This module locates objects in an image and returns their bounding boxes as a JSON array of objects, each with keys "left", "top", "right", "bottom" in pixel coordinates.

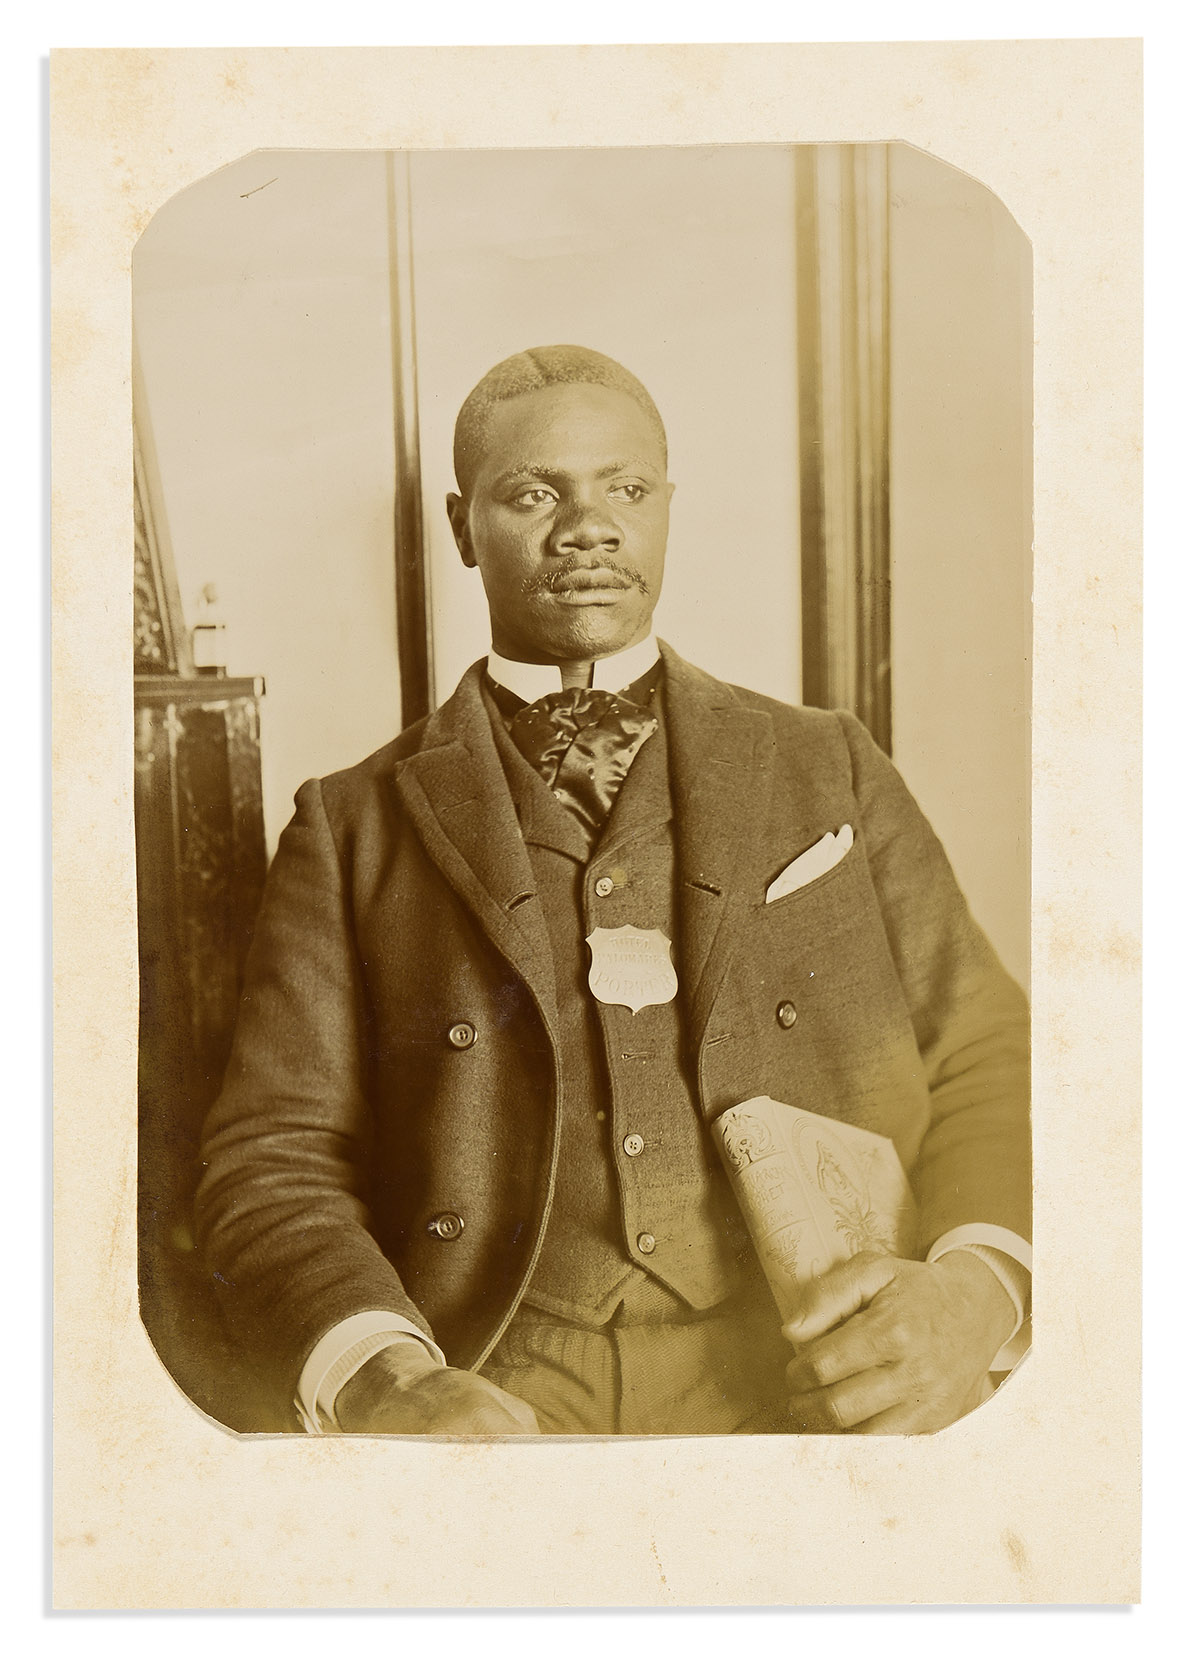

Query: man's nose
[{"left": 551, "top": 492, "right": 622, "bottom": 554}]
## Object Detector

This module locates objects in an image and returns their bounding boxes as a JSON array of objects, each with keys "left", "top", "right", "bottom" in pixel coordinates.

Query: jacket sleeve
[
  {"left": 195, "top": 777, "right": 432, "bottom": 1401},
  {"left": 836, "top": 712, "right": 1032, "bottom": 1255}
]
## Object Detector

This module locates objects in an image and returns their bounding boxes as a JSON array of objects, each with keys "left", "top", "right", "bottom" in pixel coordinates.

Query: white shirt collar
[{"left": 486, "top": 634, "right": 661, "bottom": 704}]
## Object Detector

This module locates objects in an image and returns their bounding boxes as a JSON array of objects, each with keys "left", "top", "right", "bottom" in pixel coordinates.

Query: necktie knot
[{"left": 509, "top": 685, "right": 658, "bottom": 833}]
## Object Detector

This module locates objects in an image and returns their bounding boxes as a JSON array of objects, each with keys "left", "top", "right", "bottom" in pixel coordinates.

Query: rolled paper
[{"left": 713, "top": 1096, "right": 916, "bottom": 1324}]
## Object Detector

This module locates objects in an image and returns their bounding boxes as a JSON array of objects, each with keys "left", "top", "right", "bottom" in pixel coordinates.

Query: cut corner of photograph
[{"left": 53, "top": 39, "right": 1141, "bottom": 1611}]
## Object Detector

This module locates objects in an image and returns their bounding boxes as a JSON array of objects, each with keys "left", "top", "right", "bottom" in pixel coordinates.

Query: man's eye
[
  {"left": 512, "top": 487, "right": 557, "bottom": 507},
  {"left": 610, "top": 483, "right": 648, "bottom": 502}
]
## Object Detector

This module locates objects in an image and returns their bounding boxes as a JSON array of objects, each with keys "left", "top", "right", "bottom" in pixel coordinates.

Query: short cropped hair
[{"left": 452, "top": 345, "right": 667, "bottom": 496}]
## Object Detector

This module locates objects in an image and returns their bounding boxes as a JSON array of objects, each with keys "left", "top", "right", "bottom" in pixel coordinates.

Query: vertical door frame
[
  {"left": 386, "top": 151, "right": 435, "bottom": 728},
  {"left": 797, "top": 143, "right": 893, "bottom": 753}
]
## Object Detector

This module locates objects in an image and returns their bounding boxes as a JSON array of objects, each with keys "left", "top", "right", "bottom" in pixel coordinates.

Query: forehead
[{"left": 474, "top": 383, "right": 666, "bottom": 478}]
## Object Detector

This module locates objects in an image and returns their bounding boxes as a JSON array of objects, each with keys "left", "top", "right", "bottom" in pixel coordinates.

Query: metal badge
[{"left": 585, "top": 925, "right": 678, "bottom": 1014}]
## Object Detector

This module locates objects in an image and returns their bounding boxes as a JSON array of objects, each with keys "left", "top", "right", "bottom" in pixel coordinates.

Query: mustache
[{"left": 523, "top": 558, "right": 651, "bottom": 598}]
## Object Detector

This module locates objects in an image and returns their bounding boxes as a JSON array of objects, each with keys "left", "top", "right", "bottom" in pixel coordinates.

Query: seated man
[{"left": 196, "top": 344, "right": 1031, "bottom": 1436}]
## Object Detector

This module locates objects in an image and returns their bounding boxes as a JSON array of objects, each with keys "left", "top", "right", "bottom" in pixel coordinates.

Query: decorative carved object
[{"left": 132, "top": 416, "right": 192, "bottom": 676}]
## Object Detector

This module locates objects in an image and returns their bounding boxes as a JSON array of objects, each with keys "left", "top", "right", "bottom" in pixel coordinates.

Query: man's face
[{"left": 447, "top": 382, "right": 673, "bottom": 664}]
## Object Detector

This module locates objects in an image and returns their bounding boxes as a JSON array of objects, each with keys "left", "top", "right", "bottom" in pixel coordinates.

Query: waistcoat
[{"left": 484, "top": 687, "right": 748, "bottom": 1327}]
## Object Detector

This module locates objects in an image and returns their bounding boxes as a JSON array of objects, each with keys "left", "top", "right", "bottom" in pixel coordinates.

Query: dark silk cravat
[{"left": 506, "top": 685, "right": 659, "bottom": 835}]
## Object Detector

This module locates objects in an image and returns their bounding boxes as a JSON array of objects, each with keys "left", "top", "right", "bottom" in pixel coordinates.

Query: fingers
[
  {"left": 786, "top": 1312, "right": 896, "bottom": 1394},
  {"left": 783, "top": 1252, "right": 899, "bottom": 1347},
  {"left": 512, "top": 1400, "right": 542, "bottom": 1434},
  {"left": 790, "top": 1353, "right": 995, "bottom": 1435},
  {"left": 852, "top": 1390, "right": 981, "bottom": 1435},
  {"left": 333, "top": 1342, "right": 443, "bottom": 1430},
  {"left": 850, "top": 1405, "right": 924, "bottom": 1435},
  {"left": 340, "top": 1366, "right": 540, "bottom": 1434},
  {"left": 414, "top": 1371, "right": 540, "bottom": 1434},
  {"left": 781, "top": 1255, "right": 1009, "bottom": 1435},
  {"left": 788, "top": 1365, "right": 906, "bottom": 1434},
  {"left": 470, "top": 1376, "right": 542, "bottom": 1433},
  {"left": 453, "top": 1403, "right": 535, "bottom": 1434}
]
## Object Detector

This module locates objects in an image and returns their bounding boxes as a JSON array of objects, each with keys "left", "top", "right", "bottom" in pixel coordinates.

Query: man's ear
[{"left": 446, "top": 492, "right": 475, "bottom": 568}]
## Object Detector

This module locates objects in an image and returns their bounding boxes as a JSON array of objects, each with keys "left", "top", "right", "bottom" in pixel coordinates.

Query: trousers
[{"left": 480, "top": 1285, "right": 794, "bottom": 1435}]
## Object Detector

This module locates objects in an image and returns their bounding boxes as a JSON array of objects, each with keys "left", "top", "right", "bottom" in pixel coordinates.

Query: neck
[{"left": 557, "top": 661, "right": 593, "bottom": 691}]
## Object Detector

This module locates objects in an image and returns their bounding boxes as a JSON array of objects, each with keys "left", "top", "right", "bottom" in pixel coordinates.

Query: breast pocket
[
  {"left": 750, "top": 837, "right": 882, "bottom": 1010},
  {"left": 761, "top": 833, "right": 866, "bottom": 920}
]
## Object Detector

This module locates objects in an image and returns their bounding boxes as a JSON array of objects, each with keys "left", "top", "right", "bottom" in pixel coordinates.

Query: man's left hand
[{"left": 782, "top": 1250, "right": 1015, "bottom": 1434}]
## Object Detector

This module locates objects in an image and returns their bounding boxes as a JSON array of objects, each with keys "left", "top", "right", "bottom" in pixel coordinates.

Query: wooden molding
[
  {"left": 387, "top": 152, "right": 435, "bottom": 729},
  {"left": 797, "top": 144, "right": 893, "bottom": 753}
]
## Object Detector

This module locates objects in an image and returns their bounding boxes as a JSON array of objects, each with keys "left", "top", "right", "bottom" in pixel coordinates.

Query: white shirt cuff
[
  {"left": 926, "top": 1225, "right": 1032, "bottom": 1373},
  {"left": 295, "top": 1311, "right": 447, "bottom": 1434}
]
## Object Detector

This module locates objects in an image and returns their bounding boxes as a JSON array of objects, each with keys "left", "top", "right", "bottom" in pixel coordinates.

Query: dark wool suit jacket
[{"left": 196, "top": 644, "right": 1031, "bottom": 1404}]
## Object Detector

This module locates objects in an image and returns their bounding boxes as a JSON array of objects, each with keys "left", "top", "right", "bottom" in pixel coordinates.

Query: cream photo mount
[{"left": 51, "top": 41, "right": 1141, "bottom": 1609}]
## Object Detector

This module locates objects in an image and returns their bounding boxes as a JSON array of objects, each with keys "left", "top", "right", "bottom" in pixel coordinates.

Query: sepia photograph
[
  {"left": 133, "top": 141, "right": 1032, "bottom": 1439},
  {"left": 51, "top": 39, "right": 1140, "bottom": 1609}
]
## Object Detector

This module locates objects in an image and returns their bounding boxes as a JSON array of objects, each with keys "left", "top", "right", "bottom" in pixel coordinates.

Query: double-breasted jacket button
[
  {"left": 622, "top": 1133, "right": 645, "bottom": 1157},
  {"left": 428, "top": 1212, "right": 465, "bottom": 1241},
  {"left": 594, "top": 876, "right": 615, "bottom": 898},
  {"left": 447, "top": 1021, "right": 477, "bottom": 1049},
  {"left": 776, "top": 1000, "right": 798, "bottom": 1029},
  {"left": 636, "top": 1232, "right": 656, "bottom": 1254}
]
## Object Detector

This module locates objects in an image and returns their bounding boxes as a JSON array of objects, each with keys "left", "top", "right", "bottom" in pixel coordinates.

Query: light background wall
[
  {"left": 133, "top": 144, "right": 1030, "bottom": 988},
  {"left": 407, "top": 147, "right": 802, "bottom": 707},
  {"left": 889, "top": 143, "right": 1033, "bottom": 989},
  {"left": 133, "top": 150, "right": 403, "bottom": 855}
]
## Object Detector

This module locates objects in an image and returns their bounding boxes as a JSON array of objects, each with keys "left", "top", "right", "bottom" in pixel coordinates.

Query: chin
[{"left": 547, "top": 612, "right": 649, "bottom": 662}]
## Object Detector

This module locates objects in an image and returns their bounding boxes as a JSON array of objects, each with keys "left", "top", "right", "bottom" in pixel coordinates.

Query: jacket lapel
[
  {"left": 392, "top": 647, "right": 775, "bottom": 1046},
  {"left": 659, "top": 643, "right": 774, "bottom": 1046},
  {"left": 393, "top": 664, "right": 558, "bottom": 1030}
]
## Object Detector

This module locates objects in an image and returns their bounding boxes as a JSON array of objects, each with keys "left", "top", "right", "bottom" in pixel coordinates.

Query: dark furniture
[
  {"left": 134, "top": 675, "right": 290, "bottom": 1428},
  {"left": 133, "top": 429, "right": 289, "bottom": 1429}
]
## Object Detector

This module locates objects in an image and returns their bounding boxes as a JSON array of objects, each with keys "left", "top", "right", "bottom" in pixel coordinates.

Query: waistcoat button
[
  {"left": 776, "top": 1000, "right": 798, "bottom": 1029},
  {"left": 636, "top": 1232, "right": 656, "bottom": 1254},
  {"left": 622, "top": 1133, "right": 645, "bottom": 1157},
  {"left": 447, "top": 1021, "right": 477, "bottom": 1049},
  {"left": 594, "top": 876, "right": 615, "bottom": 898},
  {"left": 429, "top": 1212, "right": 465, "bottom": 1240}
]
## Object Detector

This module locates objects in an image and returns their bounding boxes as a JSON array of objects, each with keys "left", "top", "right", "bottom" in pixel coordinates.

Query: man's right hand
[{"left": 332, "top": 1342, "right": 541, "bottom": 1435}]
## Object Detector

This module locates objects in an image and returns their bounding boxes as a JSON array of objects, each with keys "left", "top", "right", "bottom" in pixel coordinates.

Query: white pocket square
[{"left": 766, "top": 824, "right": 854, "bottom": 903}]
